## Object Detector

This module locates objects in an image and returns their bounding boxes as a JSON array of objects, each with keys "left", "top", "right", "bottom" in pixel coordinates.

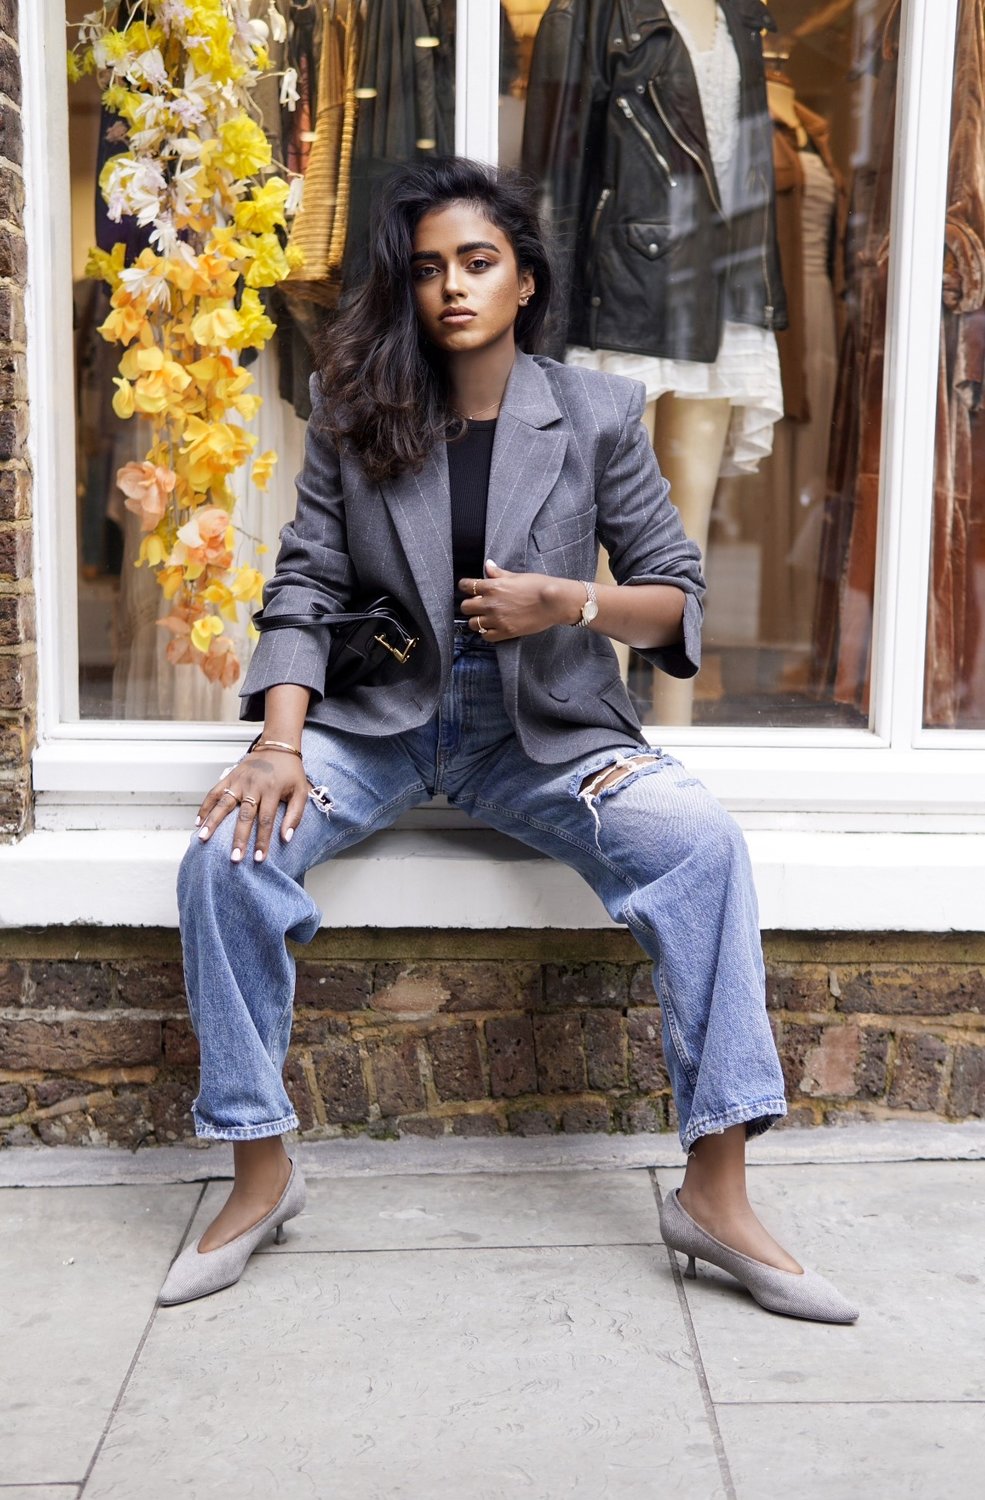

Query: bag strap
[{"left": 253, "top": 607, "right": 404, "bottom": 634}]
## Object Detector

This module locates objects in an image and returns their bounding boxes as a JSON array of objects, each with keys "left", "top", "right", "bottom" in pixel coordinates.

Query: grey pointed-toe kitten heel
[
  {"left": 158, "top": 1155, "right": 307, "bottom": 1307},
  {"left": 659, "top": 1188, "right": 859, "bottom": 1324}
]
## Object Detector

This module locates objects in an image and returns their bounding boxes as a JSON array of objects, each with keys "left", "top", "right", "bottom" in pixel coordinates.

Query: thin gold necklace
[{"left": 451, "top": 396, "right": 502, "bottom": 421}]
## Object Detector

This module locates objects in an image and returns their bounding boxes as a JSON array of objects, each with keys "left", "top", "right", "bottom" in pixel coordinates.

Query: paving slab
[
  {"left": 717, "top": 1402, "right": 985, "bottom": 1500},
  {"left": 0, "top": 1185, "right": 200, "bottom": 1486},
  {"left": 188, "top": 1169, "right": 664, "bottom": 1254},
  {"left": 0, "top": 1490, "right": 80, "bottom": 1498},
  {"left": 84, "top": 1244, "right": 725, "bottom": 1500},
  {"left": 3, "top": 1121, "right": 984, "bottom": 1190},
  {"left": 656, "top": 1162, "right": 985, "bottom": 1403}
]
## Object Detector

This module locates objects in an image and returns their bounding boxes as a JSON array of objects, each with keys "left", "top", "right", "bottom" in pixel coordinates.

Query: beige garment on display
[{"left": 284, "top": 0, "right": 359, "bottom": 299}]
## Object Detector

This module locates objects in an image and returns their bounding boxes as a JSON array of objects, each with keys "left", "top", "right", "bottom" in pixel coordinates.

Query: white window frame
[{"left": 11, "top": 0, "right": 985, "bottom": 932}]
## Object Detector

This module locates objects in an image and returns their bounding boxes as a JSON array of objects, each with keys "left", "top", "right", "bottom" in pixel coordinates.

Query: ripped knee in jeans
[
  {"left": 578, "top": 754, "right": 660, "bottom": 799},
  {"left": 307, "top": 782, "right": 333, "bottom": 815},
  {"left": 576, "top": 751, "right": 662, "bottom": 846}
]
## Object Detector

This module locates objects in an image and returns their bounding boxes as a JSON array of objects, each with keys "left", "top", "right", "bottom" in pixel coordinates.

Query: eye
[
  {"left": 467, "top": 257, "right": 493, "bottom": 272},
  {"left": 412, "top": 264, "right": 438, "bottom": 280}
]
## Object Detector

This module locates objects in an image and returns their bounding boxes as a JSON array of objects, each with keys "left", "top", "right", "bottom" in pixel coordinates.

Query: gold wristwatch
[{"left": 575, "top": 580, "right": 599, "bottom": 627}]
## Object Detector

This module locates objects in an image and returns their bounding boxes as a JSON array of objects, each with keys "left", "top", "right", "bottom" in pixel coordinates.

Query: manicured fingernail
[
  {"left": 231, "top": 848, "right": 242, "bottom": 863},
  {"left": 198, "top": 826, "right": 210, "bottom": 840},
  {"left": 254, "top": 849, "right": 264, "bottom": 862},
  {"left": 283, "top": 827, "right": 294, "bottom": 842},
  {"left": 194, "top": 815, "right": 201, "bottom": 826}
]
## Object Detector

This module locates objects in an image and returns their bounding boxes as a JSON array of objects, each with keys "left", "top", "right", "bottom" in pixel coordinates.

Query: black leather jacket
[{"left": 522, "top": 0, "right": 788, "bottom": 363}]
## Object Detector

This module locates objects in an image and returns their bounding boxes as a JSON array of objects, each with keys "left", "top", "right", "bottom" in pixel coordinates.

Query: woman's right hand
[{"left": 195, "top": 747, "right": 310, "bottom": 864}]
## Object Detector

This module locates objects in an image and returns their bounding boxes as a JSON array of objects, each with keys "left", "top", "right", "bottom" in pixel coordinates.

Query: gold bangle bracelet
[{"left": 251, "top": 738, "right": 303, "bottom": 759}]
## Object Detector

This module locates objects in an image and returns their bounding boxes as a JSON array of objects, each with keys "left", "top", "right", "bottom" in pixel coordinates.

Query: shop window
[
  {"left": 508, "top": 0, "right": 898, "bottom": 729},
  {"left": 923, "top": 0, "right": 985, "bottom": 730},
  {"left": 67, "top": 0, "right": 456, "bottom": 722}
]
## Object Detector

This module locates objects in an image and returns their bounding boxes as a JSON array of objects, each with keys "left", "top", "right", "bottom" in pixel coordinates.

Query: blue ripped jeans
[{"left": 177, "top": 631, "right": 787, "bottom": 1152}]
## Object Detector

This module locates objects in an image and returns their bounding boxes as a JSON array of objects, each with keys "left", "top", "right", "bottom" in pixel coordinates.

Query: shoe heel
[
  {"left": 684, "top": 1255, "right": 697, "bottom": 1281},
  {"left": 274, "top": 1223, "right": 286, "bottom": 1245}
]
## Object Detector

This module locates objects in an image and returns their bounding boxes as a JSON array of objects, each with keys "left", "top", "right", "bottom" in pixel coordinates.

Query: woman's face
[{"left": 410, "top": 201, "right": 535, "bottom": 357}]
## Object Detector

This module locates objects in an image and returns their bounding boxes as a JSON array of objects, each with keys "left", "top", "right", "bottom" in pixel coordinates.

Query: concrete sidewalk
[{"left": 2, "top": 1123, "right": 983, "bottom": 1499}]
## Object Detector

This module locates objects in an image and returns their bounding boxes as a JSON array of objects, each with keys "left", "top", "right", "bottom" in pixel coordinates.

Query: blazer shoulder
[{"left": 531, "top": 355, "right": 645, "bottom": 429}]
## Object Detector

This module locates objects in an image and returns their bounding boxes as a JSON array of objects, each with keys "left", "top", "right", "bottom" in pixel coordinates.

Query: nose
[{"left": 442, "top": 263, "right": 465, "bottom": 299}]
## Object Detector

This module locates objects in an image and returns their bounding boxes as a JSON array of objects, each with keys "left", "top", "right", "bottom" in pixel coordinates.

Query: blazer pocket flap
[{"left": 532, "top": 505, "right": 597, "bottom": 555}]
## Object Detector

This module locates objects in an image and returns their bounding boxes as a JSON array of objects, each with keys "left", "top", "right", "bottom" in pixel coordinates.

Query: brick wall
[
  {"left": 0, "top": 0, "right": 34, "bottom": 841},
  {"left": 0, "top": 929, "right": 982, "bottom": 1147}
]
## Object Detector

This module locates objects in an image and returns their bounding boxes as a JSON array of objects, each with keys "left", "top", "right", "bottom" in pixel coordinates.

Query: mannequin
[{"left": 558, "top": 0, "right": 786, "bottom": 723}]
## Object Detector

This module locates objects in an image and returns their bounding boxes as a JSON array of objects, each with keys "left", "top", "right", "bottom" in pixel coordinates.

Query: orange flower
[
  {"left": 117, "top": 460, "right": 177, "bottom": 531},
  {"left": 201, "top": 636, "right": 241, "bottom": 687},
  {"left": 173, "top": 505, "right": 234, "bottom": 573}
]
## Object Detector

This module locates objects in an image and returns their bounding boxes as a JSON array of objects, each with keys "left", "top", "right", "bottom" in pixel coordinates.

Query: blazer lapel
[{"left": 484, "top": 352, "right": 567, "bottom": 567}]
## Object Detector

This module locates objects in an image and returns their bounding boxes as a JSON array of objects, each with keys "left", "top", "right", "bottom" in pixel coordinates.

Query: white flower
[
  {"left": 128, "top": 47, "right": 169, "bottom": 90},
  {"left": 118, "top": 261, "right": 171, "bottom": 311},
  {"left": 157, "top": 0, "right": 192, "bottom": 29},
  {"left": 279, "top": 66, "right": 299, "bottom": 111},
  {"left": 102, "top": 156, "right": 167, "bottom": 226},
  {"left": 148, "top": 212, "right": 181, "bottom": 258},
  {"left": 169, "top": 93, "right": 206, "bottom": 129},
  {"left": 267, "top": 3, "right": 287, "bottom": 45}
]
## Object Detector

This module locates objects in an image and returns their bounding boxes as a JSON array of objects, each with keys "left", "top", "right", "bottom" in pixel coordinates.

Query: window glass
[
  {"left": 509, "top": 0, "right": 898, "bottom": 728},
  {"left": 924, "top": 0, "right": 985, "bottom": 730},
  {"left": 68, "top": 0, "right": 455, "bottom": 721}
]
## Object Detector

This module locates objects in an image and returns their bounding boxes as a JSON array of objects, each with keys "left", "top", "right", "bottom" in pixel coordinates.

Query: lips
[{"left": 440, "top": 309, "right": 476, "bottom": 323}]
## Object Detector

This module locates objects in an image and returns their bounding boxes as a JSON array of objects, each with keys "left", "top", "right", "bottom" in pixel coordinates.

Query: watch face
[{"left": 582, "top": 598, "right": 600, "bottom": 623}]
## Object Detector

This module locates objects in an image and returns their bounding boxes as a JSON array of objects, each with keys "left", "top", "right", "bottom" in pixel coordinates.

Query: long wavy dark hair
[{"left": 314, "top": 157, "right": 554, "bottom": 481}]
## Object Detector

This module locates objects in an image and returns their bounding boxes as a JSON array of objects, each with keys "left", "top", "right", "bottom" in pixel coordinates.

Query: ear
[{"left": 518, "top": 267, "right": 535, "bottom": 303}]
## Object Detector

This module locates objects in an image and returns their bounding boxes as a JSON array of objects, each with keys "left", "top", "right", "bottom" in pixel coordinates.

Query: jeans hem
[
  {"left": 192, "top": 1109, "right": 300, "bottom": 1141},
  {"left": 680, "top": 1097, "right": 788, "bottom": 1154}
]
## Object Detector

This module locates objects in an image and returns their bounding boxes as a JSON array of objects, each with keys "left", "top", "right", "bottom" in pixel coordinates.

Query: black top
[{"left": 448, "top": 417, "right": 496, "bottom": 611}]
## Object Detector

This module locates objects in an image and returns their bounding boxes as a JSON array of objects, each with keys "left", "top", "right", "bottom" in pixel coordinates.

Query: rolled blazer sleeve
[
  {"left": 596, "top": 381, "right": 706, "bottom": 679},
  {"left": 239, "top": 376, "right": 356, "bottom": 721}
]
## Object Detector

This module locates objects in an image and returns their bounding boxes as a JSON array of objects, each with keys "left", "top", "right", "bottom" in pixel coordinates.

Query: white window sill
[{"left": 0, "top": 825, "right": 983, "bottom": 931}]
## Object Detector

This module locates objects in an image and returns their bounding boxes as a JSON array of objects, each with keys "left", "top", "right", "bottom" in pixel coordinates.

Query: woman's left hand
[{"left": 458, "top": 560, "right": 581, "bottom": 641}]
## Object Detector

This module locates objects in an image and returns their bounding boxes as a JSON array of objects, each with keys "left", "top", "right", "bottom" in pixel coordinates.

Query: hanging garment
[
  {"left": 811, "top": 0, "right": 901, "bottom": 712},
  {"left": 340, "top": 0, "right": 455, "bottom": 293},
  {"left": 566, "top": 2, "right": 783, "bottom": 476},
  {"left": 522, "top": 0, "right": 787, "bottom": 364},
  {"left": 924, "top": 0, "right": 985, "bottom": 726},
  {"left": 758, "top": 147, "right": 840, "bottom": 647},
  {"left": 283, "top": 0, "right": 356, "bottom": 298},
  {"left": 812, "top": 0, "right": 985, "bottom": 724},
  {"left": 771, "top": 101, "right": 847, "bottom": 423}
]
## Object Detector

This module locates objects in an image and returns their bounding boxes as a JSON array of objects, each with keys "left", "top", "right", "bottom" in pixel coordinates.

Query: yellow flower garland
[{"left": 69, "top": 1, "right": 305, "bottom": 688}]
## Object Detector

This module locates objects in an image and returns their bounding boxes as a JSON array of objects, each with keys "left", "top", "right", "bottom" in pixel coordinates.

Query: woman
[{"left": 161, "top": 157, "right": 857, "bottom": 1324}]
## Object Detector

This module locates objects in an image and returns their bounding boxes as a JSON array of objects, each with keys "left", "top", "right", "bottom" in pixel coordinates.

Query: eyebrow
[{"left": 409, "top": 240, "right": 502, "bottom": 263}]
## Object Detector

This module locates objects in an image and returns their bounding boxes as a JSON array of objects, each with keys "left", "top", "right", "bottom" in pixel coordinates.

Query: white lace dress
[{"left": 566, "top": 2, "right": 783, "bottom": 475}]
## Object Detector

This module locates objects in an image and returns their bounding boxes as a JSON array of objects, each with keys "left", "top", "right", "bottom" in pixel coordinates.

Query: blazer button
[
  {"left": 591, "top": 295, "right": 602, "bottom": 306},
  {"left": 630, "top": 30, "right": 641, "bottom": 42},
  {"left": 648, "top": 242, "right": 659, "bottom": 255}
]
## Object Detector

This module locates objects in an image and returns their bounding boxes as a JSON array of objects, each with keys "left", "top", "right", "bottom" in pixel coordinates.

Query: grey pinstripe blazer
[{"left": 240, "top": 350, "right": 705, "bottom": 763}]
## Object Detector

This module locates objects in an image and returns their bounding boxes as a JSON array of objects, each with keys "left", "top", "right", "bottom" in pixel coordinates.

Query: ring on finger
[
  {"left": 220, "top": 788, "right": 240, "bottom": 803},
  {"left": 476, "top": 617, "right": 488, "bottom": 635},
  {"left": 241, "top": 795, "right": 258, "bottom": 808},
  {"left": 471, "top": 579, "right": 479, "bottom": 597}
]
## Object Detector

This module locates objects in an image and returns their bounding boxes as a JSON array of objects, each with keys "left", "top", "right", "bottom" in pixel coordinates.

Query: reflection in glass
[
  {"left": 924, "top": 0, "right": 985, "bottom": 729},
  {"left": 69, "top": 0, "right": 455, "bottom": 721},
  {"left": 510, "top": 0, "right": 897, "bottom": 728}
]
